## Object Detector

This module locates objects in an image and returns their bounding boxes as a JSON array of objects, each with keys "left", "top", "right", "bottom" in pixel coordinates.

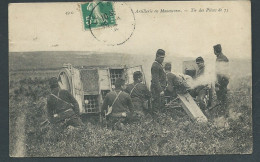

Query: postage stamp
[
  {"left": 81, "top": 1, "right": 116, "bottom": 30},
  {"left": 81, "top": 1, "right": 136, "bottom": 46}
]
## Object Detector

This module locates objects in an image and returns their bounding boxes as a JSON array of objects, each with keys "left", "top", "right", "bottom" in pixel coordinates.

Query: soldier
[
  {"left": 125, "top": 71, "right": 151, "bottom": 116},
  {"left": 164, "top": 63, "right": 179, "bottom": 99},
  {"left": 46, "top": 77, "right": 84, "bottom": 129},
  {"left": 192, "top": 56, "right": 211, "bottom": 109},
  {"left": 213, "top": 44, "right": 229, "bottom": 107},
  {"left": 195, "top": 56, "right": 205, "bottom": 78},
  {"left": 151, "top": 49, "right": 167, "bottom": 112},
  {"left": 102, "top": 78, "right": 134, "bottom": 130},
  {"left": 164, "top": 63, "right": 190, "bottom": 101}
]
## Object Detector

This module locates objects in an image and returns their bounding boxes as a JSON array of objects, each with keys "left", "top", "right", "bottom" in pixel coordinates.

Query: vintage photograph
[{"left": 9, "top": 1, "right": 252, "bottom": 157}]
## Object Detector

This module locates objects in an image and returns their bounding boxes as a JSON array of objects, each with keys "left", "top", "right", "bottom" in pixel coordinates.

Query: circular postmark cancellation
[{"left": 81, "top": 1, "right": 136, "bottom": 46}]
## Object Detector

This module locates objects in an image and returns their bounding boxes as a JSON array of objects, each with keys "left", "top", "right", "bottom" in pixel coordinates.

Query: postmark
[{"left": 81, "top": 1, "right": 136, "bottom": 46}]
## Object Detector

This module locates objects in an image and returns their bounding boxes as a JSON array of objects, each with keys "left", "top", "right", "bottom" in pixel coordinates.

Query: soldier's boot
[
  {"left": 208, "top": 92, "right": 221, "bottom": 110},
  {"left": 66, "top": 116, "right": 84, "bottom": 128}
]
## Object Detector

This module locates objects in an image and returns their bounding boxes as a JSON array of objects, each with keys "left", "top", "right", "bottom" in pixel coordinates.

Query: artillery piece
[
  {"left": 57, "top": 63, "right": 146, "bottom": 114},
  {"left": 164, "top": 60, "right": 212, "bottom": 122},
  {"left": 183, "top": 60, "right": 199, "bottom": 79}
]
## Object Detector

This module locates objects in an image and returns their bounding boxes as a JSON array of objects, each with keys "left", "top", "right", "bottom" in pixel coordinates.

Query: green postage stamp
[{"left": 81, "top": 1, "right": 116, "bottom": 30}]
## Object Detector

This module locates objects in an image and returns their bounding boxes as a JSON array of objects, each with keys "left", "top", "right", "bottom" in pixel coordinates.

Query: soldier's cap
[
  {"left": 156, "top": 49, "right": 165, "bottom": 58},
  {"left": 196, "top": 56, "right": 204, "bottom": 63},
  {"left": 133, "top": 71, "right": 142, "bottom": 80},
  {"left": 49, "top": 77, "right": 59, "bottom": 89},
  {"left": 213, "top": 44, "right": 222, "bottom": 53},
  {"left": 164, "top": 62, "right": 172, "bottom": 70}
]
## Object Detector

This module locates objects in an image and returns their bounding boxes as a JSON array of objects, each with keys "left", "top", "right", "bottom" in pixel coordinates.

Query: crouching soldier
[
  {"left": 125, "top": 71, "right": 151, "bottom": 117},
  {"left": 102, "top": 78, "right": 134, "bottom": 130},
  {"left": 47, "top": 77, "right": 84, "bottom": 129},
  {"left": 164, "top": 62, "right": 190, "bottom": 103},
  {"left": 164, "top": 62, "right": 179, "bottom": 99}
]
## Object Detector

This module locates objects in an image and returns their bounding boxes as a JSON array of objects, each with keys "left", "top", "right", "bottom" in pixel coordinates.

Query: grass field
[
  {"left": 9, "top": 53, "right": 252, "bottom": 157},
  {"left": 9, "top": 71, "right": 252, "bottom": 157}
]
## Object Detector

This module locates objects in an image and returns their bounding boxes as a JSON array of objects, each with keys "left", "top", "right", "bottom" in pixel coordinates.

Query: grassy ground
[{"left": 9, "top": 72, "right": 252, "bottom": 157}]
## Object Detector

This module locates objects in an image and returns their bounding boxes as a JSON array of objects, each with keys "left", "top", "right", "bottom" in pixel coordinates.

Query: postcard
[{"left": 9, "top": 1, "right": 252, "bottom": 157}]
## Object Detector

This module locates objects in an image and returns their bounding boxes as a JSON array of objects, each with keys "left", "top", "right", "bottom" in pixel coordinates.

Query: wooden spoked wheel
[{"left": 58, "top": 71, "right": 72, "bottom": 93}]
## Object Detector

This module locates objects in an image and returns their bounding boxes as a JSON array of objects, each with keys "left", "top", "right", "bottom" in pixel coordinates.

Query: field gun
[{"left": 165, "top": 60, "right": 212, "bottom": 123}]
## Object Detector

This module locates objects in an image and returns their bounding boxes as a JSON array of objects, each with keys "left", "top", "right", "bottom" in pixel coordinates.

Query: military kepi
[
  {"left": 156, "top": 49, "right": 165, "bottom": 57},
  {"left": 49, "top": 77, "right": 59, "bottom": 89},
  {"left": 196, "top": 56, "right": 204, "bottom": 63},
  {"left": 213, "top": 44, "right": 222, "bottom": 53}
]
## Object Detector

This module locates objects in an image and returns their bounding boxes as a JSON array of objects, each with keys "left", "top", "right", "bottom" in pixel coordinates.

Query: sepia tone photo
[{"left": 9, "top": 1, "right": 252, "bottom": 157}]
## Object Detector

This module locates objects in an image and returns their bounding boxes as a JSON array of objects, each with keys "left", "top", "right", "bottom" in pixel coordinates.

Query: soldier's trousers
[
  {"left": 65, "top": 115, "right": 84, "bottom": 127},
  {"left": 131, "top": 98, "right": 146, "bottom": 115},
  {"left": 151, "top": 87, "right": 165, "bottom": 112},
  {"left": 106, "top": 117, "right": 127, "bottom": 130},
  {"left": 216, "top": 77, "right": 229, "bottom": 106}
]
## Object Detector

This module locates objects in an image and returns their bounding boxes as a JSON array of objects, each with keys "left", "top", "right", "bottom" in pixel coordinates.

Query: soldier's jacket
[
  {"left": 47, "top": 89, "right": 80, "bottom": 123},
  {"left": 165, "top": 72, "right": 179, "bottom": 97},
  {"left": 216, "top": 53, "right": 229, "bottom": 82},
  {"left": 125, "top": 82, "right": 151, "bottom": 101},
  {"left": 196, "top": 65, "right": 205, "bottom": 78},
  {"left": 216, "top": 53, "right": 229, "bottom": 62},
  {"left": 125, "top": 82, "right": 151, "bottom": 112},
  {"left": 151, "top": 61, "right": 167, "bottom": 93},
  {"left": 102, "top": 90, "right": 134, "bottom": 116}
]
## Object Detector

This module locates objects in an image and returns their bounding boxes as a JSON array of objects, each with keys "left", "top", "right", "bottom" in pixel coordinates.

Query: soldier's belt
[
  {"left": 131, "top": 97, "right": 143, "bottom": 102},
  {"left": 109, "top": 112, "right": 127, "bottom": 118},
  {"left": 53, "top": 108, "right": 75, "bottom": 123}
]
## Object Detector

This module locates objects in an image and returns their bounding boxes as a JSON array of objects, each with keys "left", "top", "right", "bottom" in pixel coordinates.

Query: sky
[{"left": 9, "top": 1, "right": 251, "bottom": 59}]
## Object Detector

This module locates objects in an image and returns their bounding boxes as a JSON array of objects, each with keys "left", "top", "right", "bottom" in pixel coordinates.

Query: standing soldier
[
  {"left": 125, "top": 71, "right": 151, "bottom": 117},
  {"left": 195, "top": 56, "right": 205, "bottom": 78},
  {"left": 193, "top": 56, "right": 211, "bottom": 109},
  {"left": 47, "top": 77, "right": 84, "bottom": 129},
  {"left": 151, "top": 49, "right": 167, "bottom": 112},
  {"left": 213, "top": 44, "right": 229, "bottom": 108},
  {"left": 102, "top": 78, "right": 134, "bottom": 130}
]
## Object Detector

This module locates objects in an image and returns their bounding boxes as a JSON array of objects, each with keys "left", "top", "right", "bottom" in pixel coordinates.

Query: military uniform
[
  {"left": 165, "top": 72, "right": 179, "bottom": 99},
  {"left": 151, "top": 61, "right": 167, "bottom": 110},
  {"left": 216, "top": 53, "right": 229, "bottom": 106},
  {"left": 192, "top": 65, "right": 210, "bottom": 109},
  {"left": 101, "top": 90, "right": 134, "bottom": 129},
  {"left": 47, "top": 89, "right": 84, "bottom": 128},
  {"left": 196, "top": 65, "right": 205, "bottom": 78},
  {"left": 193, "top": 64, "right": 206, "bottom": 95},
  {"left": 125, "top": 82, "right": 151, "bottom": 115}
]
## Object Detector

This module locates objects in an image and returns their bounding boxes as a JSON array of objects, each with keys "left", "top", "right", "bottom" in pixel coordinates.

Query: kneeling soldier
[
  {"left": 102, "top": 78, "right": 134, "bottom": 130},
  {"left": 125, "top": 71, "right": 151, "bottom": 117},
  {"left": 47, "top": 77, "right": 84, "bottom": 128}
]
